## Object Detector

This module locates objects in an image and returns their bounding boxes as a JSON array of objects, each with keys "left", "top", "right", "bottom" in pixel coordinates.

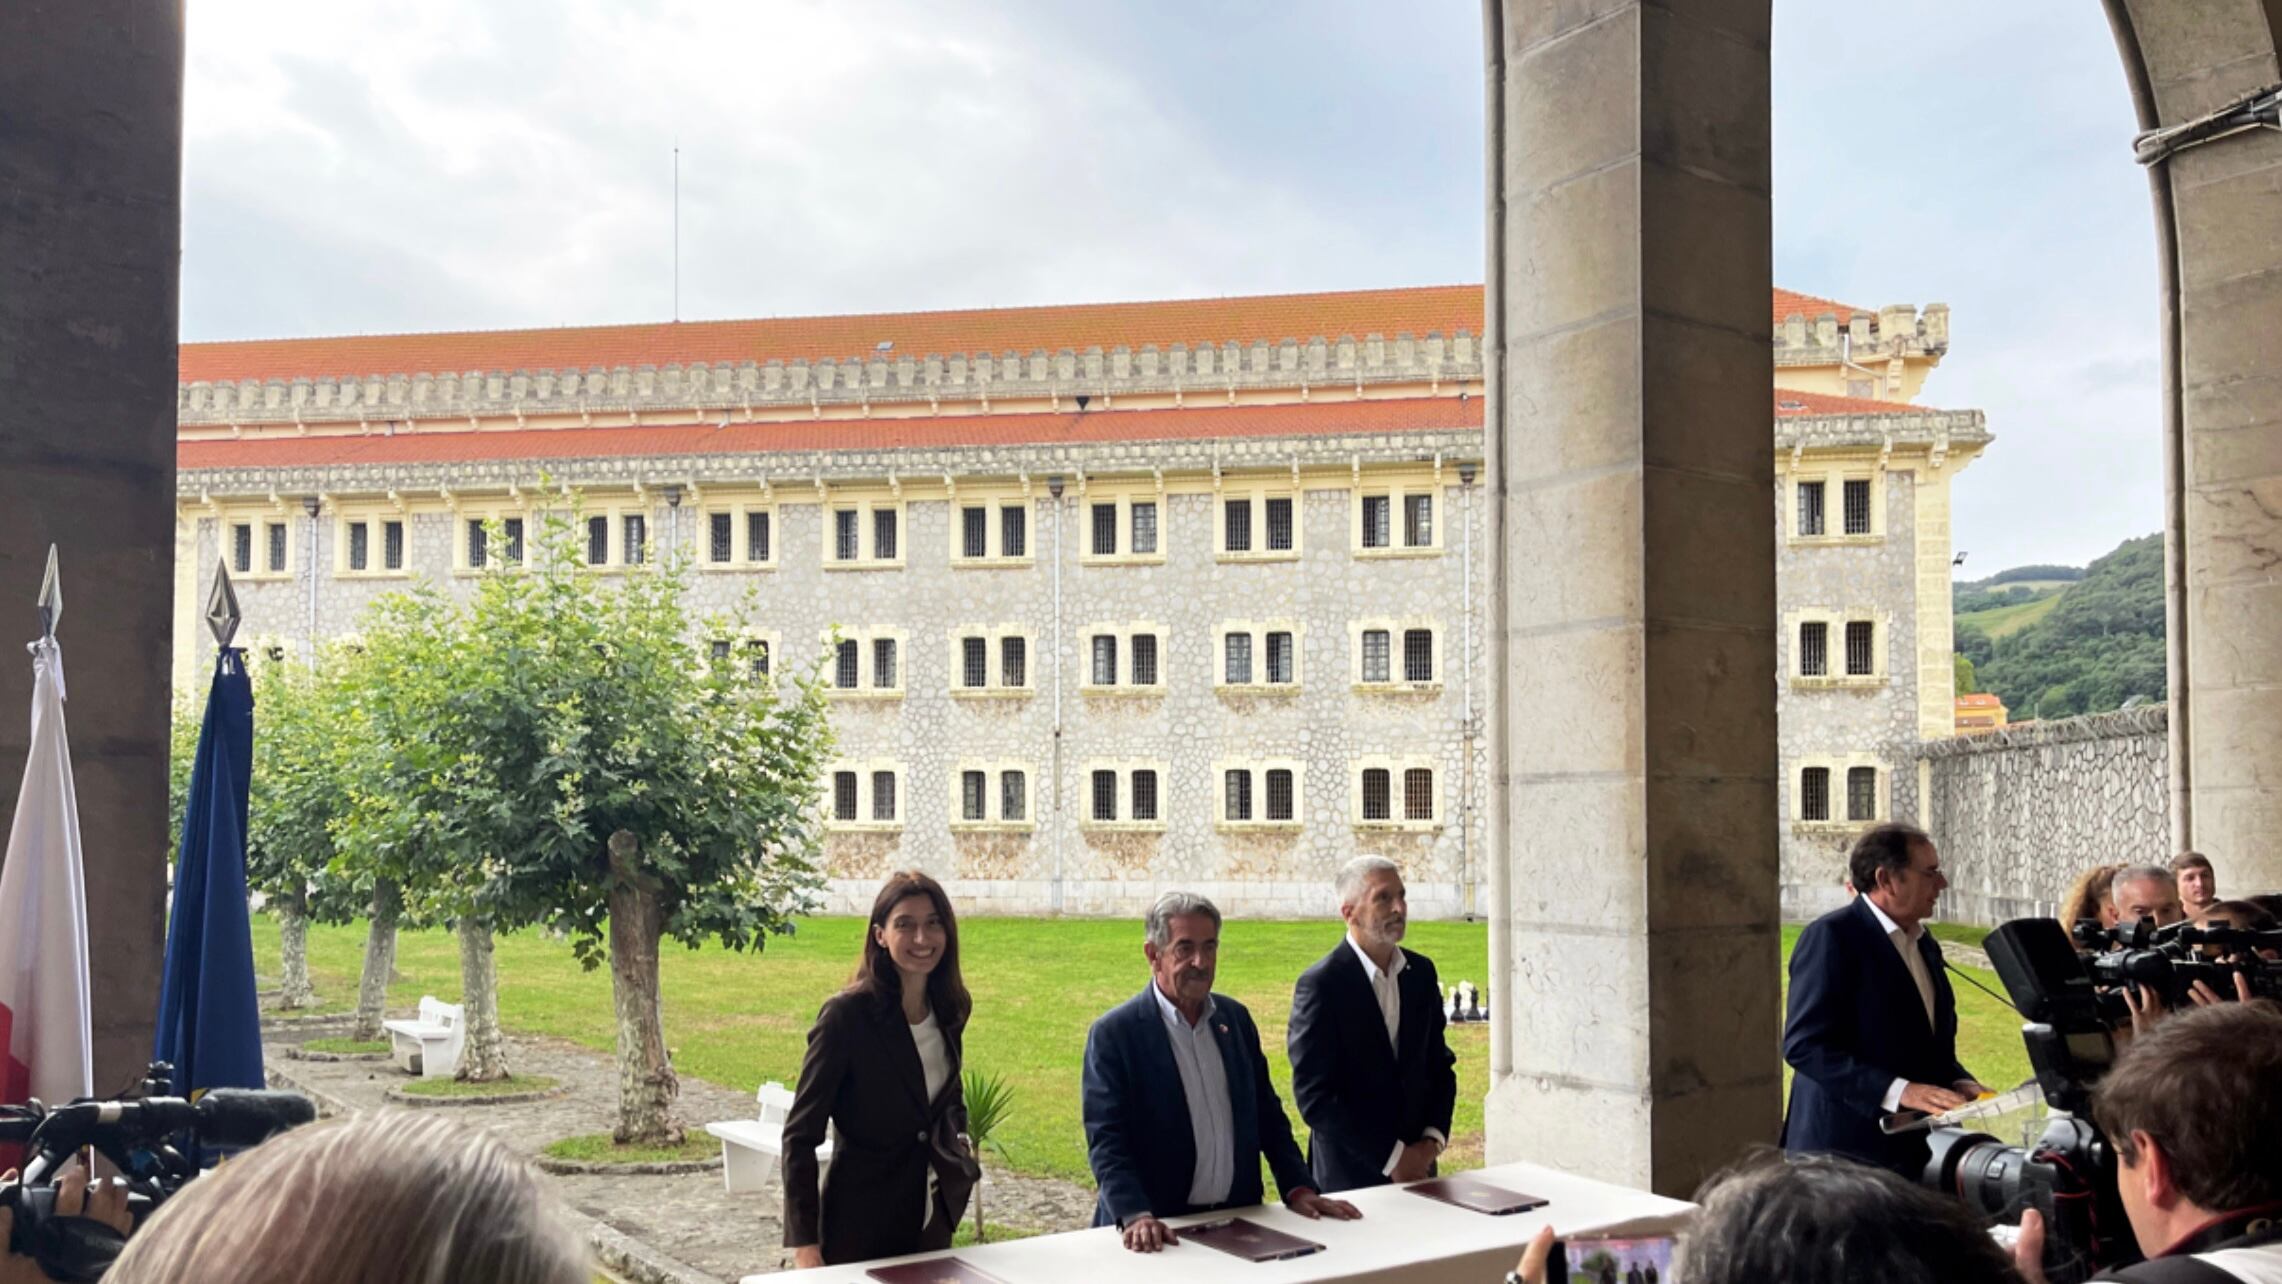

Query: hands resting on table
[{"left": 1120, "top": 1187, "right": 1363, "bottom": 1253}]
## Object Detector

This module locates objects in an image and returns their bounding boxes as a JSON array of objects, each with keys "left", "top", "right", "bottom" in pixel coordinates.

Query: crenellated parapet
[
  {"left": 176, "top": 330, "right": 1483, "bottom": 430},
  {"left": 1775, "top": 405, "right": 1989, "bottom": 471},
  {"left": 1773, "top": 301, "right": 1949, "bottom": 369}
]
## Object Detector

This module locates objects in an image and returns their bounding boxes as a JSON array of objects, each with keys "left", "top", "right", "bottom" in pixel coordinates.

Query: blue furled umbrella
[{"left": 153, "top": 563, "right": 264, "bottom": 1094}]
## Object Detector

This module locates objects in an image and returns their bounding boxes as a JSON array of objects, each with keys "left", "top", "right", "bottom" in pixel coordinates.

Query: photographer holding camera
[{"left": 2013, "top": 1003, "right": 2282, "bottom": 1283}]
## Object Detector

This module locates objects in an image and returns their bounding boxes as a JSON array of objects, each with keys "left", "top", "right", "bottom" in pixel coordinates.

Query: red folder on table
[
  {"left": 865, "top": 1258, "right": 1007, "bottom": 1284},
  {"left": 1406, "top": 1176, "right": 1551, "bottom": 1216},
  {"left": 1181, "top": 1217, "right": 1327, "bottom": 1261}
]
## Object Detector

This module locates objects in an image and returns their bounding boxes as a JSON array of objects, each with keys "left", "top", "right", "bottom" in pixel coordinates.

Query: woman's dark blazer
[{"left": 781, "top": 989, "right": 974, "bottom": 1264}]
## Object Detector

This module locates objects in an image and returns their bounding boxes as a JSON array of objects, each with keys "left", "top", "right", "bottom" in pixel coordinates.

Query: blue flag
[{"left": 154, "top": 648, "right": 264, "bottom": 1094}]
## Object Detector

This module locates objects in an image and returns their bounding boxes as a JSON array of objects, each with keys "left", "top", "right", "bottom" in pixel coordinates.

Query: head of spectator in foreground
[
  {"left": 105, "top": 1110, "right": 588, "bottom": 1284},
  {"left": 2091, "top": 1001, "right": 2282, "bottom": 1260},
  {"left": 2111, "top": 865, "right": 2185, "bottom": 929},
  {"left": 1848, "top": 822, "right": 1946, "bottom": 933},
  {"left": 1677, "top": 1150, "right": 2023, "bottom": 1284},
  {"left": 2169, "top": 851, "right": 2217, "bottom": 916},
  {"left": 1144, "top": 890, "right": 1222, "bottom": 1020},
  {"left": 846, "top": 869, "right": 971, "bottom": 1029},
  {"left": 2058, "top": 863, "right": 2125, "bottom": 934},
  {"left": 1336, "top": 856, "right": 1407, "bottom": 957}
]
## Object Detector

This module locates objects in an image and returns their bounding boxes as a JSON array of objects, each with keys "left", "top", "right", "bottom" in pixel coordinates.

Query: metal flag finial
[
  {"left": 205, "top": 558, "right": 242, "bottom": 650},
  {"left": 36, "top": 545, "right": 61, "bottom": 642}
]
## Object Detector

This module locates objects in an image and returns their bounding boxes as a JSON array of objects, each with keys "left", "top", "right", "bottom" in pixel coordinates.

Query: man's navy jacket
[
  {"left": 1781, "top": 895, "right": 1971, "bottom": 1175},
  {"left": 1081, "top": 986, "right": 1312, "bottom": 1227},
  {"left": 1286, "top": 941, "right": 1457, "bottom": 1193}
]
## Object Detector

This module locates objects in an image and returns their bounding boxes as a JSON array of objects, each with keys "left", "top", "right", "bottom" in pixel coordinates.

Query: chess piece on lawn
[{"left": 1465, "top": 983, "right": 1485, "bottom": 1023}]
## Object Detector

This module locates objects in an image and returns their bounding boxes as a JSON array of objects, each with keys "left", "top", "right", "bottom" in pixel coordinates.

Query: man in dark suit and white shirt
[
  {"left": 1287, "top": 856, "right": 1458, "bottom": 1192},
  {"left": 1782, "top": 822, "right": 1989, "bottom": 1175},
  {"left": 1081, "top": 890, "right": 1362, "bottom": 1252}
]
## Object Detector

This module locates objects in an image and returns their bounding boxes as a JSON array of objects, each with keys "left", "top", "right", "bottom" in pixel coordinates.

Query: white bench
[
  {"left": 705, "top": 1080, "right": 832, "bottom": 1195},
  {"left": 382, "top": 996, "right": 466, "bottom": 1080}
]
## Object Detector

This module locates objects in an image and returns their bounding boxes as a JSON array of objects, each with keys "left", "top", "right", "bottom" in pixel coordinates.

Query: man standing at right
[
  {"left": 1782, "top": 823, "right": 1988, "bottom": 1176},
  {"left": 1287, "top": 856, "right": 1457, "bottom": 1192},
  {"left": 2171, "top": 852, "right": 2219, "bottom": 923}
]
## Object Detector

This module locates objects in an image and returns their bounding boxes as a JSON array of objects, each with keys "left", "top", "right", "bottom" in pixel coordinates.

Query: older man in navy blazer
[
  {"left": 1082, "top": 890, "right": 1361, "bottom": 1252},
  {"left": 1287, "top": 856, "right": 1457, "bottom": 1193},
  {"left": 1782, "top": 822, "right": 1990, "bottom": 1175}
]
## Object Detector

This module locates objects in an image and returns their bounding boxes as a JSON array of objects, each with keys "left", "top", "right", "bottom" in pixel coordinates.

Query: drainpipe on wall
[
  {"left": 1048, "top": 476, "right": 1066, "bottom": 915},
  {"left": 302, "top": 496, "right": 320, "bottom": 669},
  {"left": 1460, "top": 463, "right": 1477, "bottom": 919},
  {"left": 664, "top": 484, "right": 684, "bottom": 567}
]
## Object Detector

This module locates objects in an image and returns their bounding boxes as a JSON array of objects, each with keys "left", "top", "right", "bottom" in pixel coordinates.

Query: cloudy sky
[{"left": 182, "top": 1, "right": 2159, "bottom": 573}]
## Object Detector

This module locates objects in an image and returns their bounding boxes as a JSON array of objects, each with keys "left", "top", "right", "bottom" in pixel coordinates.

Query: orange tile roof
[
  {"left": 1774, "top": 390, "right": 1934, "bottom": 417},
  {"left": 1771, "top": 288, "right": 1865, "bottom": 327},
  {"left": 1956, "top": 694, "right": 2006, "bottom": 708},
  {"left": 181, "top": 285, "right": 1863, "bottom": 385}
]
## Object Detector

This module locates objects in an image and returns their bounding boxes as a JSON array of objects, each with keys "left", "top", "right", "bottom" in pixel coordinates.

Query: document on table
[
  {"left": 1179, "top": 1217, "right": 1326, "bottom": 1262},
  {"left": 1405, "top": 1177, "right": 1550, "bottom": 1216},
  {"left": 865, "top": 1258, "right": 1008, "bottom": 1284}
]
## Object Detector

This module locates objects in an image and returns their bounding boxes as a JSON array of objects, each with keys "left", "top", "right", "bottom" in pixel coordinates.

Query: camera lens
[{"left": 1923, "top": 1128, "right": 2041, "bottom": 1219}]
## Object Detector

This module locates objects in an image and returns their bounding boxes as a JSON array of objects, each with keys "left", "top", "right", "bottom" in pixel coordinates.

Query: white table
[{"left": 751, "top": 1161, "right": 1695, "bottom": 1284}]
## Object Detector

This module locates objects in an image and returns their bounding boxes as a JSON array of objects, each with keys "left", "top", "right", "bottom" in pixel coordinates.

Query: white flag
[{"left": 0, "top": 637, "right": 93, "bottom": 1109}]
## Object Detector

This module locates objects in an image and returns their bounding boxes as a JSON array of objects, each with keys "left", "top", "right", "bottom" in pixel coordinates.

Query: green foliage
[
  {"left": 1972, "top": 534, "right": 2166, "bottom": 719},
  {"left": 1954, "top": 583, "right": 2061, "bottom": 616},
  {"left": 1986, "top": 563, "right": 2084, "bottom": 586},
  {"left": 1953, "top": 653, "right": 1977, "bottom": 696},
  {"left": 244, "top": 656, "right": 368, "bottom": 923},
  {"left": 963, "top": 1070, "right": 1015, "bottom": 1162},
  {"left": 397, "top": 1073, "right": 559, "bottom": 1098},
  {"left": 542, "top": 1131, "right": 719, "bottom": 1164}
]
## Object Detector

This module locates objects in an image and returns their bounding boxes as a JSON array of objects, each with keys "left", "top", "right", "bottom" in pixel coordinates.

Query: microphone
[
  {"left": 189, "top": 1090, "right": 320, "bottom": 1148},
  {"left": 27, "top": 1089, "right": 317, "bottom": 1154}
]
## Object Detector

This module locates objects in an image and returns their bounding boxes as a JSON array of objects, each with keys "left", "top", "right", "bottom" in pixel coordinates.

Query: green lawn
[{"left": 256, "top": 917, "right": 2031, "bottom": 1185}]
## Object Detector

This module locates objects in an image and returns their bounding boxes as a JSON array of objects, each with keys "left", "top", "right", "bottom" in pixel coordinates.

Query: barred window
[
  {"left": 1362, "top": 629, "right": 1390, "bottom": 683},
  {"left": 834, "top": 639, "right": 859, "bottom": 689},
  {"left": 745, "top": 639, "right": 769, "bottom": 678},
  {"left": 1801, "top": 767, "right": 1831, "bottom": 822},
  {"left": 872, "top": 508, "right": 898, "bottom": 561},
  {"left": 348, "top": 522, "right": 369, "bottom": 571},
  {"left": 1362, "top": 769, "right": 1392, "bottom": 821},
  {"left": 1403, "top": 768, "right": 1435, "bottom": 821},
  {"left": 465, "top": 519, "right": 488, "bottom": 568},
  {"left": 870, "top": 771, "right": 896, "bottom": 822},
  {"left": 1265, "top": 497, "right": 1293, "bottom": 551},
  {"left": 709, "top": 639, "right": 732, "bottom": 663},
  {"left": 1797, "top": 481, "right": 1826, "bottom": 537},
  {"left": 503, "top": 518, "right": 524, "bottom": 566},
  {"left": 1845, "top": 620, "right": 1875, "bottom": 677},
  {"left": 834, "top": 509, "right": 860, "bottom": 561},
  {"left": 1266, "top": 631, "right": 1294, "bottom": 684},
  {"left": 747, "top": 511, "right": 771, "bottom": 563},
  {"left": 1091, "top": 503, "right": 1118, "bottom": 556},
  {"left": 1843, "top": 479, "right": 1872, "bottom": 535},
  {"left": 1131, "top": 770, "right": 1159, "bottom": 821},
  {"left": 383, "top": 520, "right": 405, "bottom": 570},
  {"left": 833, "top": 772, "right": 858, "bottom": 821},
  {"left": 1403, "top": 629, "right": 1434, "bottom": 683},
  {"left": 1265, "top": 769, "right": 1294, "bottom": 822},
  {"left": 1224, "top": 769, "right": 1253, "bottom": 822},
  {"left": 1001, "top": 770, "right": 1026, "bottom": 822},
  {"left": 622, "top": 514, "right": 646, "bottom": 565},
  {"left": 1092, "top": 635, "right": 1118, "bottom": 686},
  {"left": 961, "top": 637, "right": 988, "bottom": 688},
  {"left": 1001, "top": 636, "right": 1027, "bottom": 689},
  {"left": 1000, "top": 505, "right": 1026, "bottom": 558},
  {"left": 231, "top": 523, "right": 253, "bottom": 573},
  {"left": 961, "top": 506, "right": 988, "bottom": 559},
  {"left": 587, "top": 516, "right": 609, "bottom": 565},
  {"left": 872, "top": 637, "right": 898, "bottom": 690},
  {"left": 1847, "top": 767, "right": 1878, "bottom": 822},
  {"left": 1799, "top": 622, "right": 1829, "bottom": 677},
  {"left": 1225, "top": 632, "right": 1253, "bottom": 684},
  {"left": 1224, "top": 498, "right": 1252, "bottom": 552},
  {"left": 1091, "top": 770, "right": 1118, "bottom": 822},
  {"left": 1131, "top": 633, "right": 1159, "bottom": 686},
  {"left": 1405, "top": 495, "right": 1433, "bottom": 547},
  {"left": 1361, "top": 495, "right": 1391, "bottom": 549},
  {"left": 709, "top": 512, "right": 733, "bottom": 563},
  {"left": 1131, "top": 502, "right": 1158, "bottom": 555},
  {"left": 267, "top": 522, "right": 288, "bottom": 572},
  {"left": 961, "top": 770, "right": 987, "bottom": 822}
]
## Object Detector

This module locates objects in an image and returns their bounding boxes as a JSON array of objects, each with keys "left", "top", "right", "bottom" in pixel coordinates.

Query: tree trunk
[
  {"left": 351, "top": 879, "right": 400, "bottom": 1041},
  {"left": 276, "top": 881, "right": 317, "bottom": 1009},
  {"left": 607, "top": 830, "right": 682, "bottom": 1146},
  {"left": 456, "top": 915, "right": 511, "bottom": 1081}
]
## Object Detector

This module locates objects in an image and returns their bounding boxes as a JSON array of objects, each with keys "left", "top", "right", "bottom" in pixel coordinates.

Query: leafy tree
[
  {"left": 1987, "top": 563, "right": 2084, "bottom": 585},
  {"left": 243, "top": 656, "right": 366, "bottom": 1009},
  {"left": 1975, "top": 534, "right": 2166, "bottom": 718},
  {"left": 1954, "top": 621, "right": 1994, "bottom": 667},
  {"left": 1954, "top": 653, "right": 1978, "bottom": 697}
]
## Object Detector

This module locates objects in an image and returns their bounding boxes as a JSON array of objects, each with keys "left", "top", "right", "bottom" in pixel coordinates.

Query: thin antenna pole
[{"left": 672, "top": 142, "right": 681, "bottom": 322}]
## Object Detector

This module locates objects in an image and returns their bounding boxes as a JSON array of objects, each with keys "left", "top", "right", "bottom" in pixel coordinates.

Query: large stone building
[{"left": 170, "top": 285, "right": 1985, "bottom": 918}]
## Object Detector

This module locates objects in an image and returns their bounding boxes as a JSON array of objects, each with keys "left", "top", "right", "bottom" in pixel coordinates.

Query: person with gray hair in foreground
[
  {"left": 1287, "top": 856, "right": 1458, "bottom": 1192},
  {"left": 1081, "top": 890, "right": 1361, "bottom": 1252}
]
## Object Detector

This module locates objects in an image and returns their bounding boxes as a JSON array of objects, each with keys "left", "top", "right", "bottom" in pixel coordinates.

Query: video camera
[
  {"left": 2070, "top": 917, "right": 2282, "bottom": 1018},
  {"left": 0, "top": 1062, "right": 315, "bottom": 1281}
]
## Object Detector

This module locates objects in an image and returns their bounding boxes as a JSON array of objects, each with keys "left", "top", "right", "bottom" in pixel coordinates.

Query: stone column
[
  {"left": 2109, "top": 1, "right": 2282, "bottom": 893},
  {"left": 1482, "top": 0, "right": 1779, "bottom": 1197},
  {"left": 0, "top": 2, "right": 183, "bottom": 1087}
]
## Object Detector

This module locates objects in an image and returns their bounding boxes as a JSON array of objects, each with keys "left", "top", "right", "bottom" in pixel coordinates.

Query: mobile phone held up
[{"left": 1549, "top": 1234, "right": 1679, "bottom": 1284}]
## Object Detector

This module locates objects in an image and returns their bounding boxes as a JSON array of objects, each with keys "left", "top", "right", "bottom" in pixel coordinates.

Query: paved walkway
[{"left": 264, "top": 1017, "right": 1096, "bottom": 1284}]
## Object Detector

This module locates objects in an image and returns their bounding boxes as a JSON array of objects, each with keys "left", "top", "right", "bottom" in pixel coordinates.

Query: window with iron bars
[
  {"left": 1091, "top": 503, "right": 1118, "bottom": 555},
  {"left": 872, "top": 637, "right": 897, "bottom": 689},
  {"left": 1265, "top": 497, "right": 1293, "bottom": 551},
  {"left": 1847, "top": 766, "right": 1877, "bottom": 822},
  {"left": 961, "top": 771, "right": 987, "bottom": 821},
  {"left": 834, "top": 640, "right": 859, "bottom": 689},
  {"left": 1797, "top": 481, "right": 1826, "bottom": 537},
  {"left": 1265, "top": 769, "right": 1294, "bottom": 822},
  {"left": 1091, "top": 770, "right": 1117, "bottom": 822},
  {"left": 1403, "top": 629, "right": 1434, "bottom": 683},
  {"left": 1361, "top": 769, "right": 1392, "bottom": 821},
  {"left": 1224, "top": 769, "right": 1252, "bottom": 822},
  {"left": 348, "top": 522, "right": 369, "bottom": 571},
  {"left": 267, "top": 522, "right": 288, "bottom": 572},
  {"left": 1225, "top": 633, "right": 1253, "bottom": 684},
  {"left": 832, "top": 772, "right": 858, "bottom": 821},
  {"left": 872, "top": 508, "right": 898, "bottom": 561},
  {"left": 1131, "top": 634, "right": 1159, "bottom": 686},
  {"left": 1845, "top": 620, "right": 1875, "bottom": 676},
  {"left": 231, "top": 523, "right": 253, "bottom": 573},
  {"left": 1361, "top": 495, "right": 1391, "bottom": 549},
  {"left": 1092, "top": 635, "right": 1118, "bottom": 686},
  {"left": 1224, "top": 498, "right": 1252, "bottom": 552},
  {"left": 747, "top": 511, "right": 771, "bottom": 563},
  {"left": 1403, "top": 768, "right": 1434, "bottom": 821},
  {"left": 384, "top": 520, "right": 405, "bottom": 570},
  {"left": 587, "top": 516, "right": 609, "bottom": 565},
  {"left": 466, "top": 520, "right": 488, "bottom": 569},
  {"left": 834, "top": 510, "right": 859, "bottom": 561},
  {"left": 961, "top": 637, "right": 988, "bottom": 688},
  {"left": 1800, "top": 767, "right": 1831, "bottom": 822},
  {"left": 1001, "top": 636, "right": 1027, "bottom": 688},
  {"left": 1131, "top": 502, "right": 1158, "bottom": 555},
  {"left": 1843, "top": 479, "right": 1872, "bottom": 535},
  {"left": 1362, "top": 629, "right": 1390, "bottom": 683},
  {"left": 1001, "top": 770, "right": 1026, "bottom": 822},
  {"left": 1266, "top": 632, "right": 1294, "bottom": 684},
  {"left": 710, "top": 512, "right": 734, "bottom": 563},
  {"left": 622, "top": 514, "right": 646, "bottom": 564},
  {"left": 1131, "top": 769, "right": 1159, "bottom": 821},
  {"left": 961, "top": 507, "right": 988, "bottom": 559},
  {"left": 503, "top": 518, "right": 524, "bottom": 565},
  {"left": 745, "top": 639, "right": 769, "bottom": 679},
  {"left": 870, "top": 771, "right": 897, "bottom": 822},
  {"left": 1001, "top": 505, "right": 1026, "bottom": 558},
  {"left": 709, "top": 639, "right": 732, "bottom": 663},
  {"left": 1404, "top": 494, "right": 1432, "bottom": 547},
  {"left": 1799, "top": 622, "right": 1829, "bottom": 676}
]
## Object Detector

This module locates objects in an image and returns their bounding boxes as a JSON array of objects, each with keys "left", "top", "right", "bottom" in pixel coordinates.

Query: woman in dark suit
[{"left": 784, "top": 870, "right": 977, "bottom": 1267}]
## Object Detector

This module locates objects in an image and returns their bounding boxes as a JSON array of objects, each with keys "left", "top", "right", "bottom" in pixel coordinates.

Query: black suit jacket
[
  {"left": 1081, "top": 986, "right": 1313, "bottom": 1227},
  {"left": 1781, "top": 897, "right": 1971, "bottom": 1175},
  {"left": 1286, "top": 941, "right": 1457, "bottom": 1192},
  {"left": 782, "top": 990, "right": 974, "bottom": 1264}
]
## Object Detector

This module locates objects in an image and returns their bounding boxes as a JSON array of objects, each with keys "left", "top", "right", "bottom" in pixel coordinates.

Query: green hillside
[
  {"left": 1956, "top": 591, "right": 2063, "bottom": 640},
  {"left": 1955, "top": 534, "right": 2165, "bottom": 718}
]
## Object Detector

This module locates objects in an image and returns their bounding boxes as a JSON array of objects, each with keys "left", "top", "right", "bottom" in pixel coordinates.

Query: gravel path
[{"left": 263, "top": 1016, "right": 1096, "bottom": 1283}]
